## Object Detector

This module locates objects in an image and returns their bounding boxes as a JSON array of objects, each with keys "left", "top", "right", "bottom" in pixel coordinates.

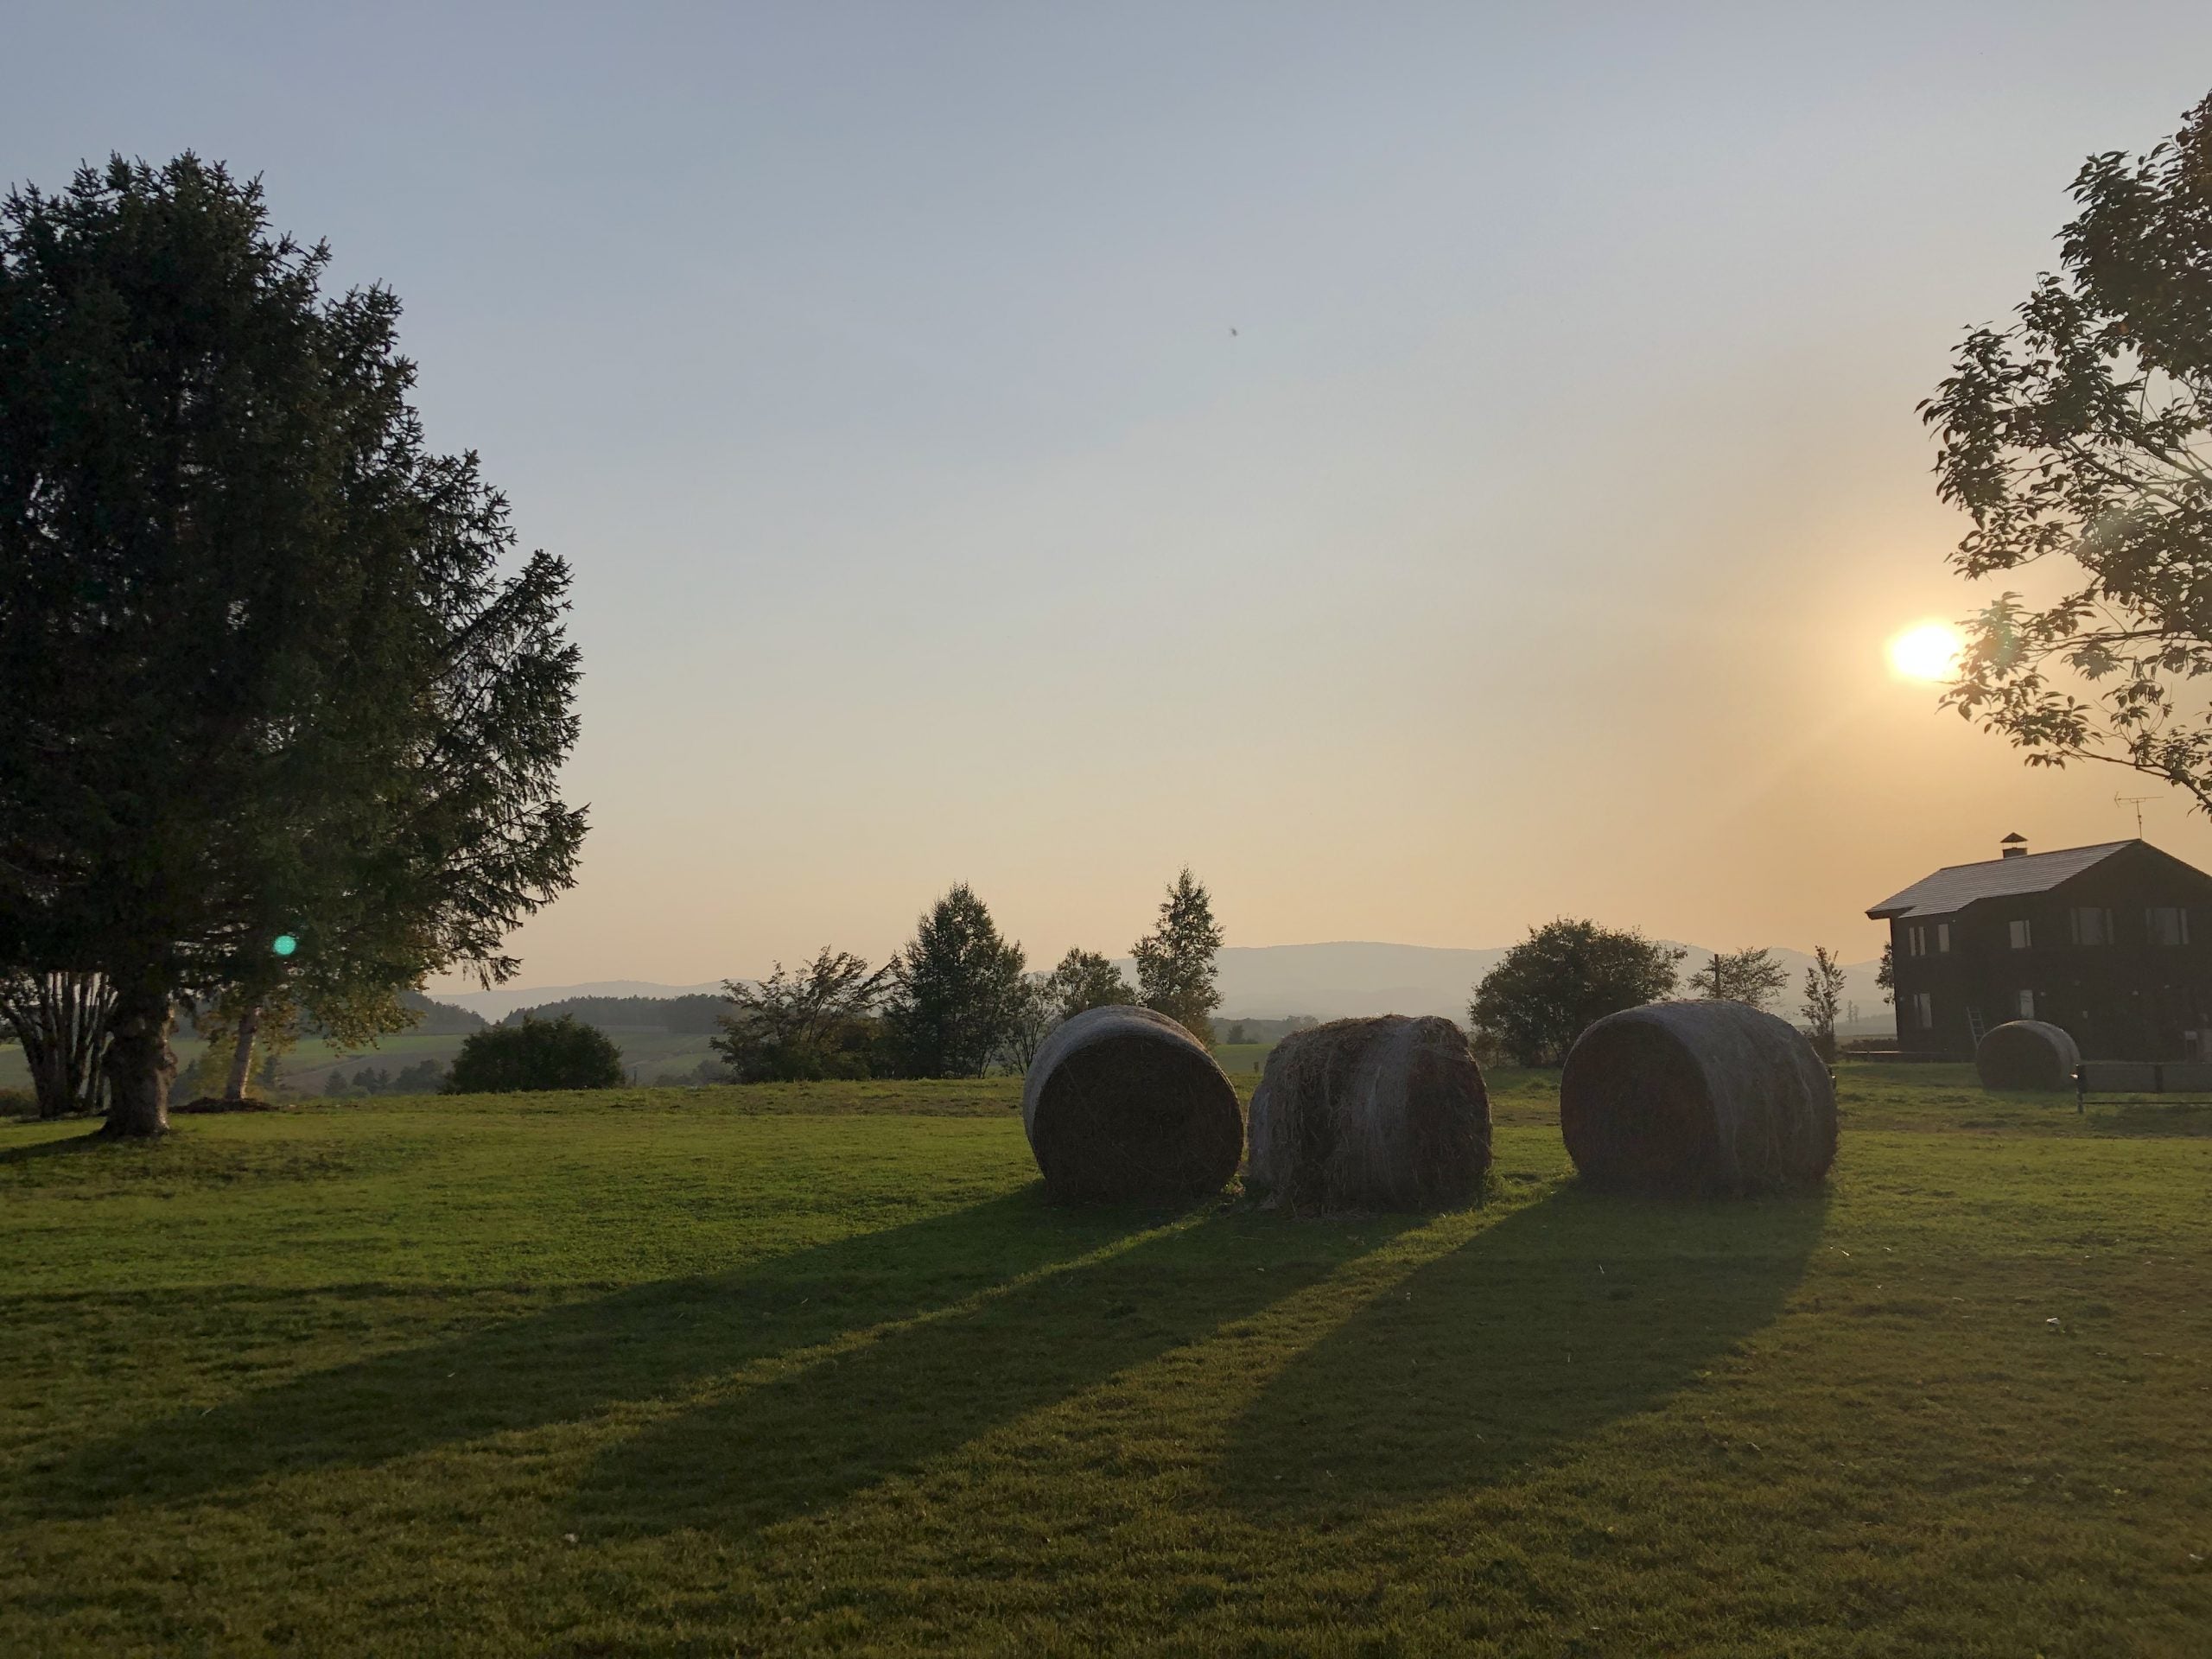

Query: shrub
[{"left": 445, "top": 1015, "right": 624, "bottom": 1094}]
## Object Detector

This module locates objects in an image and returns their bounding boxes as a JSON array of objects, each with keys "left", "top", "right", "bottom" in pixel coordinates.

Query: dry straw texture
[
  {"left": 1020, "top": 1005, "right": 1242, "bottom": 1205},
  {"left": 1975, "top": 1020, "right": 2081, "bottom": 1091},
  {"left": 1560, "top": 1000, "right": 1836, "bottom": 1197},
  {"left": 1245, "top": 1014, "right": 1491, "bottom": 1213}
]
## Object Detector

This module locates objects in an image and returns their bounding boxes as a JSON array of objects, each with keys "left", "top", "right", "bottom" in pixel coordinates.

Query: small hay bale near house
[
  {"left": 1559, "top": 1000, "right": 1836, "bottom": 1197},
  {"left": 1975, "top": 1020, "right": 2081, "bottom": 1091},
  {"left": 1020, "top": 1005, "right": 1242, "bottom": 1205},
  {"left": 1245, "top": 1015, "right": 1491, "bottom": 1213}
]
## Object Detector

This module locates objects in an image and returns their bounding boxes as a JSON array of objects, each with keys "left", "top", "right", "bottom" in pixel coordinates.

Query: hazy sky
[{"left": 11, "top": 4, "right": 2212, "bottom": 987}]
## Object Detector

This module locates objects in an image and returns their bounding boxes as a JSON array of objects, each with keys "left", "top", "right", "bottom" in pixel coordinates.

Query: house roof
[{"left": 1865, "top": 841, "right": 2137, "bottom": 920}]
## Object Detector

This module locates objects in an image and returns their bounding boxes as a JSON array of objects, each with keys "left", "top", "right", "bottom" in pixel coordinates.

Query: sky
[{"left": 10, "top": 3, "right": 2212, "bottom": 988}]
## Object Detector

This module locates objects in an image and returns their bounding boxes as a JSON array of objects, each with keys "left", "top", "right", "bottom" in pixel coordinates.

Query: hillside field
[{"left": 3, "top": 1066, "right": 2208, "bottom": 1655}]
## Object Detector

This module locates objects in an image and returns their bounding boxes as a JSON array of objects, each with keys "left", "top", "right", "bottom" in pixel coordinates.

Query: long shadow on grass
[
  {"left": 1218, "top": 1184, "right": 1826, "bottom": 1519},
  {"left": 0, "top": 1128, "right": 108, "bottom": 1166},
  {"left": 569, "top": 1211, "right": 1419, "bottom": 1540},
  {"left": 17, "top": 1191, "right": 1163, "bottom": 1521}
]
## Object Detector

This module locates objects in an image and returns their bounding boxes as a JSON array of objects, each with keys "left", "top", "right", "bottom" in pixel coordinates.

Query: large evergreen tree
[
  {"left": 1131, "top": 868, "right": 1224, "bottom": 1041},
  {"left": 883, "top": 885, "right": 1026, "bottom": 1078},
  {"left": 0, "top": 156, "right": 584, "bottom": 1134}
]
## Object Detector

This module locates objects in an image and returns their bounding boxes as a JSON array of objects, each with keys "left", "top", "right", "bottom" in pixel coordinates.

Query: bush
[
  {"left": 0, "top": 1086, "right": 39, "bottom": 1119},
  {"left": 445, "top": 1015, "right": 625, "bottom": 1094}
]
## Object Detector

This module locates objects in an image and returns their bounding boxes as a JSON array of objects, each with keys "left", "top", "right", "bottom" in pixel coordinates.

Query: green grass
[{"left": 3, "top": 1066, "right": 2209, "bottom": 1655}]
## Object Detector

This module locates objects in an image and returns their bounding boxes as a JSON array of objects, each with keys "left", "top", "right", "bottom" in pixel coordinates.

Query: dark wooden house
[{"left": 1867, "top": 836, "right": 2212, "bottom": 1061}]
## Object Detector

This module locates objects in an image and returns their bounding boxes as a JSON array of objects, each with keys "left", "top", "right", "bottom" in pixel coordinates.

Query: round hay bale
[
  {"left": 1020, "top": 1005, "right": 1242, "bottom": 1205},
  {"left": 1245, "top": 1015, "right": 1491, "bottom": 1213},
  {"left": 1559, "top": 1001, "right": 1836, "bottom": 1197},
  {"left": 1975, "top": 1020, "right": 2080, "bottom": 1091}
]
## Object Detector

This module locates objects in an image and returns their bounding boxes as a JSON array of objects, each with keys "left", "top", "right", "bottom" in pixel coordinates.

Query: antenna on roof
[{"left": 2114, "top": 792, "right": 2154, "bottom": 837}]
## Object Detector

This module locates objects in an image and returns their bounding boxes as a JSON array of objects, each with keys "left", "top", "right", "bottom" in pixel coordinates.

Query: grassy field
[{"left": 3, "top": 1065, "right": 2208, "bottom": 1656}]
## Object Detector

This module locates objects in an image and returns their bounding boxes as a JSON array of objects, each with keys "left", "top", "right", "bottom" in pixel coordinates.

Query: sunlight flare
[{"left": 1886, "top": 620, "right": 1963, "bottom": 683}]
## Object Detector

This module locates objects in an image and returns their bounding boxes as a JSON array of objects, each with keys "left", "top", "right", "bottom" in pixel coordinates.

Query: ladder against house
[{"left": 1966, "top": 1005, "right": 1987, "bottom": 1047}]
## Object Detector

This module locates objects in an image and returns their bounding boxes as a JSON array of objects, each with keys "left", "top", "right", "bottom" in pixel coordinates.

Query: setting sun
[{"left": 1887, "top": 620, "right": 1963, "bottom": 683}]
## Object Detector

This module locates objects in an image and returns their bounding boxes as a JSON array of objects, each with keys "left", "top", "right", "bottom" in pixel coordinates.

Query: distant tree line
[
  {"left": 710, "top": 868, "right": 1224, "bottom": 1084},
  {"left": 499, "top": 994, "right": 721, "bottom": 1034}
]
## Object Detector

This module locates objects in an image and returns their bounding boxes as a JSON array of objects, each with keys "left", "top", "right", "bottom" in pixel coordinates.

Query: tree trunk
[
  {"left": 223, "top": 1002, "right": 261, "bottom": 1103},
  {"left": 1, "top": 972, "right": 116, "bottom": 1118},
  {"left": 104, "top": 971, "right": 175, "bottom": 1137}
]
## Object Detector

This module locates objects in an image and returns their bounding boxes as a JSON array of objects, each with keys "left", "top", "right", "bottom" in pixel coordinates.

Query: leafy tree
[
  {"left": 0, "top": 156, "right": 584, "bottom": 1136},
  {"left": 1876, "top": 939, "right": 1894, "bottom": 1005},
  {"left": 1043, "top": 947, "right": 1135, "bottom": 1022},
  {"left": 994, "top": 974, "right": 1060, "bottom": 1075},
  {"left": 883, "top": 885, "right": 1027, "bottom": 1078},
  {"left": 1469, "top": 919, "right": 1684, "bottom": 1066},
  {"left": 445, "top": 1015, "right": 622, "bottom": 1094},
  {"left": 1131, "top": 868, "right": 1224, "bottom": 1040},
  {"left": 1686, "top": 947, "right": 1789, "bottom": 1011},
  {"left": 1923, "top": 92, "right": 2212, "bottom": 804},
  {"left": 1799, "top": 945, "right": 1848, "bottom": 1063},
  {"left": 713, "top": 948, "right": 892, "bottom": 1083}
]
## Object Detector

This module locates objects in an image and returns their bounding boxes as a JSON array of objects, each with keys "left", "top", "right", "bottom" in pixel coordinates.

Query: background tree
[
  {"left": 1043, "top": 947, "right": 1135, "bottom": 1022},
  {"left": 1800, "top": 945, "right": 1848, "bottom": 1062},
  {"left": 1686, "top": 947, "right": 1789, "bottom": 1011},
  {"left": 444, "top": 1015, "right": 622, "bottom": 1094},
  {"left": 1876, "top": 939, "right": 1894, "bottom": 1006},
  {"left": 883, "top": 886, "right": 1027, "bottom": 1078},
  {"left": 0, "top": 156, "right": 585, "bottom": 1135},
  {"left": 713, "top": 948, "right": 891, "bottom": 1083},
  {"left": 1923, "top": 92, "right": 2212, "bottom": 804},
  {"left": 0, "top": 972, "right": 114, "bottom": 1118},
  {"left": 1469, "top": 919, "right": 1684, "bottom": 1066},
  {"left": 993, "top": 974, "right": 1060, "bottom": 1075},
  {"left": 1132, "top": 868, "right": 1224, "bottom": 1040}
]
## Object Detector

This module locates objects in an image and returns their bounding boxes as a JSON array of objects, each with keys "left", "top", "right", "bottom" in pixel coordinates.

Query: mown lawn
[{"left": 3, "top": 1066, "right": 2208, "bottom": 1656}]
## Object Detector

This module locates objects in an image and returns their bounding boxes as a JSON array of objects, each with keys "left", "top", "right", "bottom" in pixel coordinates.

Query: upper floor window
[
  {"left": 2008, "top": 918, "right": 2032, "bottom": 950},
  {"left": 1905, "top": 922, "right": 1949, "bottom": 958},
  {"left": 2069, "top": 906, "right": 2113, "bottom": 946},
  {"left": 2147, "top": 906, "right": 2191, "bottom": 946}
]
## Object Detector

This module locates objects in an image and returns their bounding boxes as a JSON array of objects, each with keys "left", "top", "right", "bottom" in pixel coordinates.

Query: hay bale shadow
[
  {"left": 1217, "top": 1185, "right": 1825, "bottom": 1519},
  {"left": 569, "top": 1211, "right": 1421, "bottom": 1540},
  {"left": 12, "top": 1192, "right": 1146, "bottom": 1522}
]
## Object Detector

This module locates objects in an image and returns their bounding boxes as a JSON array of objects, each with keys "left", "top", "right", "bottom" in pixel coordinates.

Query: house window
[
  {"left": 1912, "top": 991, "right": 1934, "bottom": 1028},
  {"left": 1936, "top": 923, "right": 1951, "bottom": 953},
  {"left": 2069, "top": 906, "right": 2113, "bottom": 945},
  {"left": 2008, "top": 918, "right": 2032, "bottom": 950},
  {"left": 2146, "top": 906, "right": 2191, "bottom": 946},
  {"left": 2017, "top": 988, "right": 2036, "bottom": 1020},
  {"left": 1906, "top": 925, "right": 1925, "bottom": 957}
]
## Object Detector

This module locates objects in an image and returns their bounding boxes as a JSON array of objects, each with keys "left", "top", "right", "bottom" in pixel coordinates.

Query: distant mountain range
[{"left": 436, "top": 944, "right": 1892, "bottom": 1033}]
